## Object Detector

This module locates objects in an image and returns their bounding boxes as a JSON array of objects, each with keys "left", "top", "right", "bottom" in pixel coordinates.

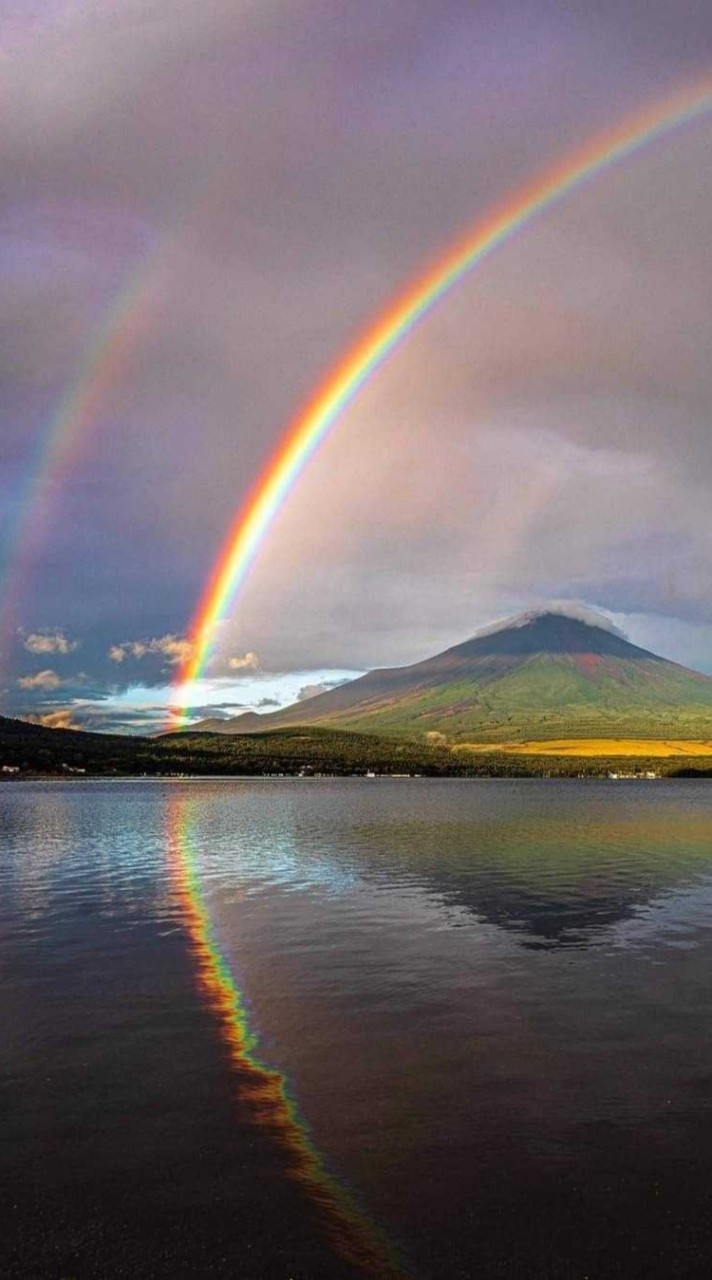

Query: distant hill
[
  {"left": 0, "top": 714, "right": 150, "bottom": 774},
  {"left": 202, "top": 609, "right": 712, "bottom": 743},
  {"left": 192, "top": 712, "right": 266, "bottom": 734}
]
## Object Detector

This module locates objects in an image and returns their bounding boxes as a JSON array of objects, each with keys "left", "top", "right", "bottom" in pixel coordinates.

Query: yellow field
[{"left": 453, "top": 739, "right": 712, "bottom": 758}]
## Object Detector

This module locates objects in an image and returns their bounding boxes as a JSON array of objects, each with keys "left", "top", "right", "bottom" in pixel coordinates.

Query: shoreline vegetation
[{"left": 2, "top": 718, "right": 712, "bottom": 779}]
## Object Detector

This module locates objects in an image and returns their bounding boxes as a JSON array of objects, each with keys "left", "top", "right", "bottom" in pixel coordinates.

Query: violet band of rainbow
[{"left": 172, "top": 77, "right": 712, "bottom": 717}]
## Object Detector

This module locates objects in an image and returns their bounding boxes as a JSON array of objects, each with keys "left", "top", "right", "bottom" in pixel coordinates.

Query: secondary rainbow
[
  {"left": 0, "top": 158, "right": 220, "bottom": 674},
  {"left": 0, "top": 244, "right": 160, "bottom": 663},
  {"left": 173, "top": 77, "right": 712, "bottom": 713}
]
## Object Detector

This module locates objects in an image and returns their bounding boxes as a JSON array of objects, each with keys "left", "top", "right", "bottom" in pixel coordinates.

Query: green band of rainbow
[{"left": 174, "top": 77, "right": 712, "bottom": 716}]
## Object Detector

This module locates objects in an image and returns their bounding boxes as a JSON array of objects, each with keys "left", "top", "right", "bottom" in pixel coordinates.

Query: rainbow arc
[{"left": 174, "top": 78, "right": 712, "bottom": 717}]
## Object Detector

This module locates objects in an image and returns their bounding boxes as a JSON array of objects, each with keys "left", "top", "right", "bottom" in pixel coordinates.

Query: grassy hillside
[
  {"left": 454, "top": 738, "right": 712, "bottom": 758},
  {"left": 304, "top": 653, "right": 712, "bottom": 742}
]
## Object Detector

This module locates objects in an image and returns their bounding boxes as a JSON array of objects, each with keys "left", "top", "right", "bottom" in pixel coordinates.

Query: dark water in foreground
[{"left": 3, "top": 779, "right": 712, "bottom": 1278}]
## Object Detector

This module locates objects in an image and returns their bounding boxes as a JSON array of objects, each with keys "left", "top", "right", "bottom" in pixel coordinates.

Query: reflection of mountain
[
  {"left": 427, "top": 869, "right": 641, "bottom": 949},
  {"left": 205, "top": 609, "right": 712, "bottom": 742},
  {"left": 350, "top": 805, "right": 712, "bottom": 951},
  {"left": 201, "top": 796, "right": 712, "bottom": 953}
]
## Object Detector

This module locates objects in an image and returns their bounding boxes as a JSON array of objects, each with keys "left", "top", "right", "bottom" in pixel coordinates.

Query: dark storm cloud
[{"left": 2, "top": 0, "right": 712, "bottom": 719}]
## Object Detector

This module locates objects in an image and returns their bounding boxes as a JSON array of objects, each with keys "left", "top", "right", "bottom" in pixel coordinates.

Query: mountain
[{"left": 204, "top": 609, "right": 712, "bottom": 743}]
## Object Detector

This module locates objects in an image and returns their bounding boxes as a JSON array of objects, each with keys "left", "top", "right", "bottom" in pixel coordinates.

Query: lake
[{"left": 3, "top": 777, "right": 712, "bottom": 1277}]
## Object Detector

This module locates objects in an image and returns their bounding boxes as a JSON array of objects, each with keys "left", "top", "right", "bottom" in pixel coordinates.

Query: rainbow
[
  {"left": 175, "top": 78, "right": 712, "bottom": 715},
  {"left": 0, "top": 158, "right": 220, "bottom": 674},
  {"left": 0, "top": 246, "right": 160, "bottom": 663},
  {"left": 166, "top": 788, "right": 404, "bottom": 1276}
]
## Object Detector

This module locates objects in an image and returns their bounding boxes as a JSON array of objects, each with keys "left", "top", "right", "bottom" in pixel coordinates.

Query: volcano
[{"left": 204, "top": 609, "right": 712, "bottom": 743}]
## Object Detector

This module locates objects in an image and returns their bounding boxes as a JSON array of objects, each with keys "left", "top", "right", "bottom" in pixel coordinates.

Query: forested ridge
[{"left": 1, "top": 716, "right": 711, "bottom": 779}]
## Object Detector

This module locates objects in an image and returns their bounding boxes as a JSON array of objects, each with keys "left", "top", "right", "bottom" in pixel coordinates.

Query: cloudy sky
[{"left": 2, "top": 0, "right": 712, "bottom": 731}]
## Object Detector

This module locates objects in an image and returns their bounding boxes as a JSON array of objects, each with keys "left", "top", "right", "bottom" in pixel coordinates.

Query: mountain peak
[
  {"left": 198, "top": 602, "right": 712, "bottom": 744},
  {"left": 474, "top": 604, "right": 626, "bottom": 642}
]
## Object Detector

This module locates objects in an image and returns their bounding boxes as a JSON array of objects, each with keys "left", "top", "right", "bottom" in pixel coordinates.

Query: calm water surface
[{"left": 3, "top": 778, "right": 712, "bottom": 1277}]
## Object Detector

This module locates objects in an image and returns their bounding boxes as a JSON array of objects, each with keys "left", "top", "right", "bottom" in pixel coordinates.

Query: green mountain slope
[{"left": 211, "top": 610, "right": 712, "bottom": 743}]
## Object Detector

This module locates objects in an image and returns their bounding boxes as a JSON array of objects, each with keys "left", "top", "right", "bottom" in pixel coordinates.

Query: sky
[{"left": 2, "top": 0, "right": 712, "bottom": 732}]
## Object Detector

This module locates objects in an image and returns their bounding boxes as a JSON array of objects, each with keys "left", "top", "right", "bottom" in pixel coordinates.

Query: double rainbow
[{"left": 175, "top": 78, "right": 712, "bottom": 716}]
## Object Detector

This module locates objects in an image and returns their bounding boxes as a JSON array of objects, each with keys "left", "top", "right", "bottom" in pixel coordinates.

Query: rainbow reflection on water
[{"left": 166, "top": 788, "right": 404, "bottom": 1279}]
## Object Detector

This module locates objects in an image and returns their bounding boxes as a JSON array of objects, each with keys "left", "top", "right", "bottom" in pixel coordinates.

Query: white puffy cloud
[
  {"left": 108, "top": 634, "right": 192, "bottom": 666},
  {"left": 17, "top": 668, "right": 64, "bottom": 690},
  {"left": 23, "top": 630, "right": 79, "bottom": 655},
  {"left": 227, "top": 652, "right": 260, "bottom": 671}
]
